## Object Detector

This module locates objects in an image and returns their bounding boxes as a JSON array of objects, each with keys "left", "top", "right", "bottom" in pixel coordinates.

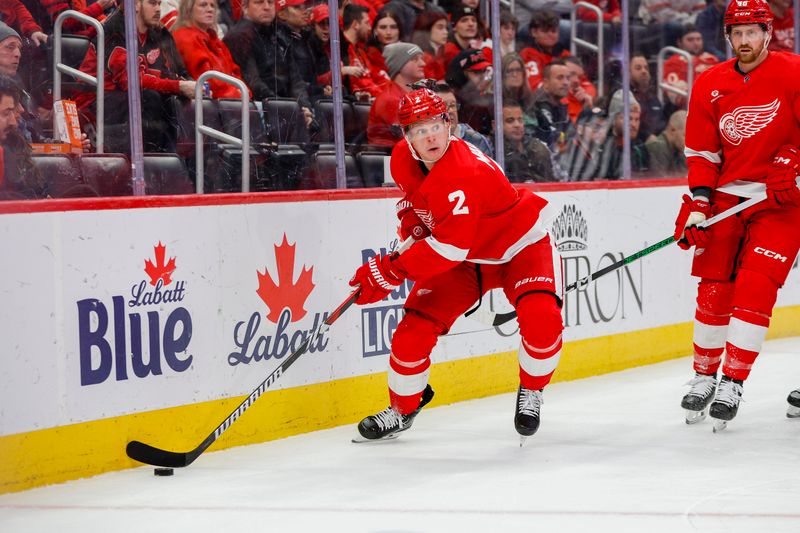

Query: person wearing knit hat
[
  {"left": 368, "top": 42, "right": 426, "bottom": 146},
  {"left": 0, "top": 23, "right": 22, "bottom": 77},
  {"left": 382, "top": 42, "right": 424, "bottom": 79}
]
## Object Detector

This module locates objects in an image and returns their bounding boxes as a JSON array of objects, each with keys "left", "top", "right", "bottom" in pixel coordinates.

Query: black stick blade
[{"left": 126, "top": 440, "right": 191, "bottom": 468}]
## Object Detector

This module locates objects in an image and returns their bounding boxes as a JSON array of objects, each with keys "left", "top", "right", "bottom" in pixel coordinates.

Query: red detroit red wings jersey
[
  {"left": 390, "top": 137, "right": 554, "bottom": 281},
  {"left": 684, "top": 52, "right": 800, "bottom": 192}
]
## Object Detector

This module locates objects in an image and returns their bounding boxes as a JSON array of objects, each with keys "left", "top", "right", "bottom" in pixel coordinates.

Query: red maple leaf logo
[
  {"left": 256, "top": 234, "right": 315, "bottom": 323},
  {"left": 144, "top": 242, "right": 177, "bottom": 286}
]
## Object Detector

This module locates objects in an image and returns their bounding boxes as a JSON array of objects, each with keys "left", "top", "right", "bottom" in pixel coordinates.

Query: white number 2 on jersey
[{"left": 448, "top": 190, "right": 469, "bottom": 215}]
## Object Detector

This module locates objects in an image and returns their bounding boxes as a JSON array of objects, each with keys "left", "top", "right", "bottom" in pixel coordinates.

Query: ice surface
[{"left": 2, "top": 338, "right": 799, "bottom": 533}]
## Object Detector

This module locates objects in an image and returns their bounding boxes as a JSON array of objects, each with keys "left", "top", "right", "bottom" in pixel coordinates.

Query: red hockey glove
[
  {"left": 674, "top": 194, "right": 712, "bottom": 250},
  {"left": 766, "top": 144, "right": 800, "bottom": 206},
  {"left": 349, "top": 253, "right": 405, "bottom": 305},
  {"left": 399, "top": 209, "right": 431, "bottom": 241}
]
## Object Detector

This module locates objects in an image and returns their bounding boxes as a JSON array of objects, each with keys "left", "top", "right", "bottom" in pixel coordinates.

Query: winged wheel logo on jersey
[{"left": 718, "top": 99, "right": 780, "bottom": 146}]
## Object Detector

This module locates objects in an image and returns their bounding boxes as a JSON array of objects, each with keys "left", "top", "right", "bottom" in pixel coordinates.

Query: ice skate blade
[
  {"left": 519, "top": 435, "right": 528, "bottom": 447},
  {"left": 685, "top": 409, "right": 707, "bottom": 424},
  {"left": 787, "top": 405, "right": 800, "bottom": 419},
  {"left": 712, "top": 419, "right": 728, "bottom": 433},
  {"left": 351, "top": 433, "right": 401, "bottom": 444}
]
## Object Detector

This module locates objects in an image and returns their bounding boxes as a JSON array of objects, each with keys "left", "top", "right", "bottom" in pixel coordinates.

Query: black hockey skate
[
  {"left": 709, "top": 375, "right": 743, "bottom": 432},
  {"left": 515, "top": 386, "right": 543, "bottom": 446},
  {"left": 787, "top": 388, "right": 800, "bottom": 419},
  {"left": 353, "top": 385, "right": 435, "bottom": 442},
  {"left": 681, "top": 372, "right": 717, "bottom": 424}
]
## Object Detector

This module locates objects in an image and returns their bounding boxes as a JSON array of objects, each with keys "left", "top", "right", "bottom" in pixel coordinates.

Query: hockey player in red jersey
[
  {"left": 675, "top": 0, "right": 800, "bottom": 430},
  {"left": 349, "top": 83, "right": 564, "bottom": 443}
]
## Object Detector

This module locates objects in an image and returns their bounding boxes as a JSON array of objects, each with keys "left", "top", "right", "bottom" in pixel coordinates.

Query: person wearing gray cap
[
  {"left": 367, "top": 42, "right": 426, "bottom": 146},
  {"left": 0, "top": 23, "right": 23, "bottom": 78}
]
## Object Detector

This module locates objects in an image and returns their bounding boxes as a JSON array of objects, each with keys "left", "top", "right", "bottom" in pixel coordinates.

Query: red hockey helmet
[
  {"left": 724, "top": 0, "right": 773, "bottom": 30},
  {"left": 397, "top": 88, "right": 448, "bottom": 128}
]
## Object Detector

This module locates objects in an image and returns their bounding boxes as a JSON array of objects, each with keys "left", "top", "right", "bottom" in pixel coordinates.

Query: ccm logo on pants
[{"left": 754, "top": 247, "right": 788, "bottom": 262}]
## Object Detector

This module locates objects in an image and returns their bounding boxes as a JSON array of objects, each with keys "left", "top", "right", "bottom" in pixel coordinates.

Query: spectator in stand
[
  {"left": 573, "top": 0, "right": 621, "bottom": 24},
  {"left": 445, "top": 47, "right": 493, "bottom": 134},
  {"left": 520, "top": 10, "right": 569, "bottom": 91},
  {"left": 384, "top": 0, "right": 434, "bottom": 42},
  {"left": 493, "top": 9, "right": 523, "bottom": 57},
  {"left": 500, "top": 52, "right": 537, "bottom": 135},
  {"left": 501, "top": 100, "right": 555, "bottom": 183},
  {"left": 40, "top": 0, "right": 118, "bottom": 35},
  {"left": 364, "top": 7, "right": 403, "bottom": 85},
  {"left": 662, "top": 24, "right": 719, "bottom": 108},
  {"left": 696, "top": 0, "right": 728, "bottom": 61},
  {"left": 594, "top": 90, "right": 649, "bottom": 180},
  {"left": 308, "top": 3, "right": 332, "bottom": 93},
  {"left": 276, "top": 0, "right": 320, "bottom": 103},
  {"left": 340, "top": 3, "right": 389, "bottom": 100},
  {"left": 638, "top": 0, "right": 705, "bottom": 47},
  {"left": 77, "top": 0, "right": 195, "bottom": 152},
  {"left": 172, "top": 0, "right": 249, "bottom": 99},
  {"left": 562, "top": 55, "right": 595, "bottom": 123},
  {"left": 224, "top": 0, "right": 314, "bottom": 127},
  {"left": 629, "top": 52, "right": 665, "bottom": 143},
  {"left": 645, "top": 109, "right": 687, "bottom": 177},
  {"left": 530, "top": 58, "right": 570, "bottom": 152},
  {"left": 768, "top": 0, "right": 795, "bottom": 52},
  {"left": 0, "top": 1, "right": 48, "bottom": 46},
  {"left": 431, "top": 80, "right": 492, "bottom": 157},
  {"left": 559, "top": 106, "right": 609, "bottom": 182},
  {"left": 0, "top": 75, "right": 46, "bottom": 199},
  {"left": 0, "top": 24, "right": 22, "bottom": 78},
  {"left": 442, "top": 6, "right": 483, "bottom": 68},
  {"left": 412, "top": 8, "right": 449, "bottom": 81},
  {"left": 367, "top": 41, "right": 425, "bottom": 146}
]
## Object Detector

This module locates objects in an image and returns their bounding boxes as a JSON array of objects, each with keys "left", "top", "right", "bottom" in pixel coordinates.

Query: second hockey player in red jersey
[
  {"left": 676, "top": 0, "right": 800, "bottom": 430},
  {"left": 349, "top": 83, "right": 564, "bottom": 444}
]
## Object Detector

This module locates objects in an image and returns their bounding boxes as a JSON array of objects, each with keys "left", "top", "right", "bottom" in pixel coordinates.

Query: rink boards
[{"left": 2, "top": 181, "right": 799, "bottom": 493}]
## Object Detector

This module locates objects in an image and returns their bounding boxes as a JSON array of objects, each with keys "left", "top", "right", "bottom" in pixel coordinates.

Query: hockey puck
[{"left": 154, "top": 467, "right": 174, "bottom": 477}]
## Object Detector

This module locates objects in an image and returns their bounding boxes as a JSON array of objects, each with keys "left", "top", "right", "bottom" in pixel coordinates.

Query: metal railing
[
  {"left": 194, "top": 71, "right": 251, "bottom": 193},
  {"left": 570, "top": 1, "right": 604, "bottom": 98},
  {"left": 53, "top": 10, "right": 104, "bottom": 153},
  {"left": 657, "top": 46, "right": 694, "bottom": 104}
]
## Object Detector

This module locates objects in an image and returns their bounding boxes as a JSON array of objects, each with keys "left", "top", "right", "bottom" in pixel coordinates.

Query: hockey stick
[
  {"left": 468, "top": 192, "right": 768, "bottom": 328},
  {"left": 126, "top": 289, "right": 360, "bottom": 468}
]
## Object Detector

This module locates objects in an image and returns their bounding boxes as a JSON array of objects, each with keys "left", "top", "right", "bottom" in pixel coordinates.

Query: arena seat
[
  {"left": 143, "top": 153, "right": 194, "bottom": 195},
  {"left": 32, "top": 153, "right": 98, "bottom": 198},
  {"left": 216, "top": 99, "right": 268, "bottom": 143},
  {"left": 357, "top": 151, "right": 390, "bottom": 188},
  {"left": 313, "top": 99, "right": 358, "bottom": 143},
  {"left": 78, "top": 153, "right": 132, "bottom": 196},
  {"left": 264, "top": 98, "right": 309, "bottom": 144},
  {"left": 302, "top": 152, "right": 361, "bottom": 190}
]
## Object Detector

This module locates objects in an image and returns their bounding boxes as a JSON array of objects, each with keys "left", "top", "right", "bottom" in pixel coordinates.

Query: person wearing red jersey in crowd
[
  {"left": 562, "top": 55, "right": 595, "bottom": 123},
  {"left": 412, "top": 8, "right": 449, "bottom": 81},
  {"left": 0, "top": 0, "right": 47, "bottom": 46},
  {"left": 350, "top": 86, "right": 564, "bottom": 442},
  {"left": 364, "top": 7, "right": 403, "bottom": 82},
  {"left": 40, "top": 0, "right": 117, "bottom": 34},
  {"left": 676, "top": 0, "right": 800, "bottom": 430},
  {"left": 77, "top": 0, "right": 195, "bottom": 152},
  {"left": 340, "top": 3, "right": 388, "bottom": 99},
  {"left": 367, "top": 42, "right": 426, "bottom": 145},
  {"left": 573, "top": 0, "right": 621, "bottom": 24},
  {"left": 662, "top": 24, "right": 720, "bottom": 108},
  {"left": 172, "top": 0, "right": 250, "bottom": 99},
  {"left": 767, "top": 0, "right": 795, "bottom": 52},
  {"left": 442, "top": 6, "right": 483, "bottom": 69},
  {"left": 519, "top": 10, "right": 569, "bottom": 91}
]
